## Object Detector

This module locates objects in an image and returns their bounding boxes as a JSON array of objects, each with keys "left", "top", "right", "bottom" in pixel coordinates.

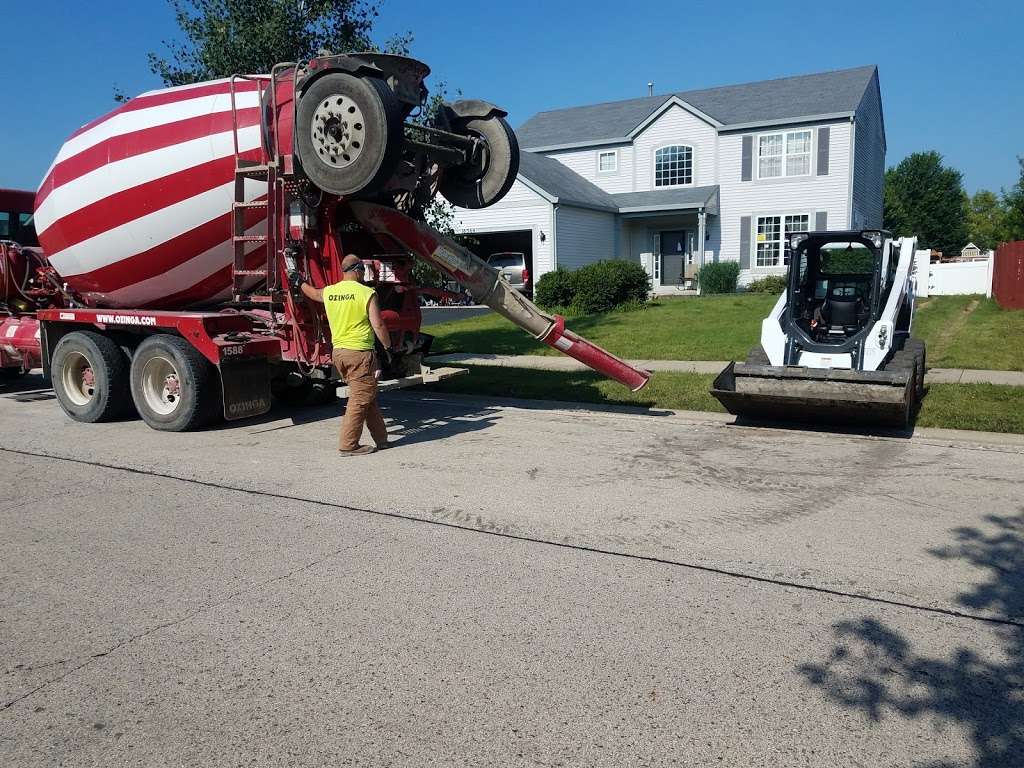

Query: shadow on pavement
[
  {"left": 242, "top": 391, "right": 502, "bottom": 445},
  {"left": 0, "top": 372, "right": 55, "bottom": 400},
  {"left": 798, "top": 510, "right": 1024, "bottom": 767}
]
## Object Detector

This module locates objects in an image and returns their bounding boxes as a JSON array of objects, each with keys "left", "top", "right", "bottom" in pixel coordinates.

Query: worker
[{"left": 289, "top": 255, "right": 392, "bottom": 456}]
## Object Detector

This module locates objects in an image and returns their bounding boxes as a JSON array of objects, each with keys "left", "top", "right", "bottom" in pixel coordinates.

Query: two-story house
[{"left": 452, "top": 65, "right": 885, "bottom": 292}]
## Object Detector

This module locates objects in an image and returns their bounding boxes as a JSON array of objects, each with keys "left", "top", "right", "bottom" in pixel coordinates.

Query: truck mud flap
[
  {"left": 710, "top": 362, "right": 913, "bottom": 429},
  {"left": 220, "top": 357, "right": 272, "bottom": 421}
]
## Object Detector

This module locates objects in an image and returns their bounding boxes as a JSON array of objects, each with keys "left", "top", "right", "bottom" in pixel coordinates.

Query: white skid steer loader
[{"left": 711, "top": 229, "right": 925, "bottom": 428}]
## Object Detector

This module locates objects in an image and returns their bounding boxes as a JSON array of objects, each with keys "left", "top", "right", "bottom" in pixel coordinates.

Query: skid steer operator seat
[{"left": 829, "top": 299, "right": 858, "bottom": 328}]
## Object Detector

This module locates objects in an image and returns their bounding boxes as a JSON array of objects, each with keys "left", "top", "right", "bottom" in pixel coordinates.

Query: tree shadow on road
[{"left": 798, "top": 511, "right": 1024, "bottom": 767}]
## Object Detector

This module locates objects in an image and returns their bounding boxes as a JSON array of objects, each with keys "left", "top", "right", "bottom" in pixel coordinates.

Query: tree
[
  {"left": 1003, "top": 157, "right": 1024, "bottom": 242},
  {"left": 883, "top": 151, "right": 968, "bottom": 255},
  {"left": 146, "top": 0, "right": 410, "bottom": 87},
  {"left": 966, "top": 189, "right": 1009, "bottom": 251}
]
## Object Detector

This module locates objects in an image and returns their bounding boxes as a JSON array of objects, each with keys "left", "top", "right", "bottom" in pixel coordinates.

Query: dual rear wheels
[{"left": 51, "top": 332, "right": 220, "bottom": 432}]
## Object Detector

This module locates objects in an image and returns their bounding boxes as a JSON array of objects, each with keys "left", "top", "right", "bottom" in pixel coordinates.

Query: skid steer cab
[{"left": 712, "top": 230, "right": 926, "bottom": 429}]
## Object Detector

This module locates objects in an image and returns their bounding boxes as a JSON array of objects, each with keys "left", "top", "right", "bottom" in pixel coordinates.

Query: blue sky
[{"left": 2, "top": 0, "right": 1021, "bottom": 194}]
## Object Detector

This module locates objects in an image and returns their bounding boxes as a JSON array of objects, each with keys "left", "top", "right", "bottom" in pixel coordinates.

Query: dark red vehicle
[{"left": 0, "top": 54, "right": 648, "bottom": 430}]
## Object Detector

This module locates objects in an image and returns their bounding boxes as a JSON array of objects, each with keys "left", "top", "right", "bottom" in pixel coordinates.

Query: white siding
[
  {"left": 545, "top": 145, "right": 635, "bottom": 193},
  {"left": 556, "top": 205, "right": 617, "bottom": 270},
  {"left": 631, "top": 104, "right": 718, "bottom": 191},
  {"left": 717, "top": 121, "right": 853, "bottom": 285},
  {"left": 852, "top": 74, "right": 885, "bottom": 228},
  {"left": 451, "top": 179, "right": 555, "bottom": 278}
]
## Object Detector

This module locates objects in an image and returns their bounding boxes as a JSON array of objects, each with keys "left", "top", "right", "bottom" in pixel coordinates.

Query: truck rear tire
[
  {"left": 130, "top": 335, "right": 220, "bottom": 432},
  {"left": 295, "top": 72, "right": 403, "bottom": 197},
  {"left": 439, "top": 114, "right": 519, "bottom": 209},
  {"left": 51, "top": 331, "right": 132, "bottom": 423}
]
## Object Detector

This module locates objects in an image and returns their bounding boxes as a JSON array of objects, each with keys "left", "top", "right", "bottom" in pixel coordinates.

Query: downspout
[
  {"left": 552, "top": 203, "right": 559, "bottom": 270},
  {"left": 847, "top": 115, "right": 856, "bottom": 228}
]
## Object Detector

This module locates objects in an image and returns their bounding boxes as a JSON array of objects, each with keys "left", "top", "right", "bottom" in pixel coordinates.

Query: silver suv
[{"left": 486, "top": 252, "right": 531, "bottom": 294}]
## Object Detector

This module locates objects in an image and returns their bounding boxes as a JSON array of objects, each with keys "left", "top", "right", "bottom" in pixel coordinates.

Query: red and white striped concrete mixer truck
[{"left": 1, "top": 53, "right": 650, "bottom": 431}]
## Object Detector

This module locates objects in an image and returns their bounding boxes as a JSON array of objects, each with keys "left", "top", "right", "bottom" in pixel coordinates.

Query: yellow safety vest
[{"left": 323, "top": 280, "right": 376, "bottom": 351}]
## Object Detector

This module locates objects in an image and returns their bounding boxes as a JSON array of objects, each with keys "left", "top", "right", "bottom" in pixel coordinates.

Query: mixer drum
[{"left": 33, "top": 78, "right": 279, "bottom": 309}]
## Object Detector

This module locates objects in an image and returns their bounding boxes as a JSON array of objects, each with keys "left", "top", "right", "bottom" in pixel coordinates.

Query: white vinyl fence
[{"left": 913, "top": 250, "right": 993, "bottom": 298}]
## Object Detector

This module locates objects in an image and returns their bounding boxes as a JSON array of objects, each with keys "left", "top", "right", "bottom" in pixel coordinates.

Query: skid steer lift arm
[{"left": 349, "top": 202, "right": 651, "bottom": 392}]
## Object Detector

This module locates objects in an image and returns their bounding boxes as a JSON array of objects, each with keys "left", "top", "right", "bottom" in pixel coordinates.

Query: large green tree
[
  {"left": 1003, "top": 157, "right": 1024, "bottom": 242},
  {"left": 883, "top": 151, "right": 968, "bottom": 255},
  {"left": 966, "top": 189, "right": 1009, "bottom": 251},
  {"left": 147, "top": 0, "right": 410, "bottom": 86}
]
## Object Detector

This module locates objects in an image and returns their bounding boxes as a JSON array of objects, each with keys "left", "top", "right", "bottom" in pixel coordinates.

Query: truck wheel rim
[
  {"left": 311, "top": 95, "right": 365, "bottom": 169},
  {"left": 141, "top": 355, "right": 182, "bottom": 416},
  {"left": 62, "top": 351, "right": 95, "bottom": 406}
]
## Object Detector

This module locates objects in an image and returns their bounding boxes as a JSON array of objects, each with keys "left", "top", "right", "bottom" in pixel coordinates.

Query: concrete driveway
[{"left": 1, "top": 373, "right": 1022, "bottom": 766}]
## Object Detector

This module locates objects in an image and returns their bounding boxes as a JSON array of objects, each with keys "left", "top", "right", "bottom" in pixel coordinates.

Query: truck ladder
[{"left": 228, "top": 74, "right": 283, "bottom": 306}]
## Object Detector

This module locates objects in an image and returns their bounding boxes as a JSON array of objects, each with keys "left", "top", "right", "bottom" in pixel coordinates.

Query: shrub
[
  {"left": 570, "top": 260, "right": 651, "bottom": 314},
  {"left": 534, "top": 267, "right": 576, "bottom": 310},
  {"left": 697, "top": 261, "right": 740, "bottom": 294},
  {"left": 745, "top": 274, "right": 787, "bottom": 293}
]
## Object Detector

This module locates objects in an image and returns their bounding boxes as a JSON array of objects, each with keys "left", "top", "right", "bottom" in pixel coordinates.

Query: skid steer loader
[{"left": 711, "top": 229, "right": 925, "bottom": 429}]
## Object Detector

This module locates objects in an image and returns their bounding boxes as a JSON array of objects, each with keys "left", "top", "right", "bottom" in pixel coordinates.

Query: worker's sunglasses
[{"left": 344, "top": 262, "right": 366, "bottom": 273}]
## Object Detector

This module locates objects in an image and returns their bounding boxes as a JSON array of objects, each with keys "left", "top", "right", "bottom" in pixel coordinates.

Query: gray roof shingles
[
  {"left": 517, "top": 65, "right": 877, "bottom": 149},
  {"left": 517, "top": 151, "right": 618, "bottom": 211},
  {"left": 612, "top": 187, "right": 719, "bottom": 215},
  {"left": 518, "top": 152, "right": 719, "bottom": 214}
]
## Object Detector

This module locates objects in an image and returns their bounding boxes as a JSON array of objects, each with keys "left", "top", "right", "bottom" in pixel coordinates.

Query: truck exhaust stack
[{"left": 350, "top": 202, "right": 651, "bottom": 392}]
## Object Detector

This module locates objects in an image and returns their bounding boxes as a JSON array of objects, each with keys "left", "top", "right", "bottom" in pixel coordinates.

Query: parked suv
[{"left": 486, "top": 252, "right": 530, "bottom": 295}]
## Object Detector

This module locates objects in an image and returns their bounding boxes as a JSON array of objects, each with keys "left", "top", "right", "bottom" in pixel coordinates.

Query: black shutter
[
  {"left": 741, "top": 135, "right": 753, "bottom": 182},
  {"left": 815, "top": 211, "right": 828, "bottom": 232},
  {"left": 739, "top": 216, "right": 751, "bottom": 269},
  {"left": 817, "top": 127, "right": 830, "bottom": 176}
]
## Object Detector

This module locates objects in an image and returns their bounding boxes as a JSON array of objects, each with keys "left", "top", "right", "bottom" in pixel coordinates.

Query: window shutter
[
  {"left": 816, "top": 127, "right": 830, "bottom": 176},
  {"left": 739, "top": 216, "right": 751, "bottom": 269},
  {"left": 741, "top": 135, "right": 753, "bottom": 181},
  {"left": 815, "top": 211, "right": 828, "bottom": 231}
]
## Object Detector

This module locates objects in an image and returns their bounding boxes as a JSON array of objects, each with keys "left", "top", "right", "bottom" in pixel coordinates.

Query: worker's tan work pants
[{"left": 332, "top": 349, "right": 388, "bottom": 451}]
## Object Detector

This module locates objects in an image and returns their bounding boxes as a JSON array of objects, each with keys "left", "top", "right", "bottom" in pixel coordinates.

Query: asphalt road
[{"left": 2, "top": 373, "right": 1023, "bottom": 767}]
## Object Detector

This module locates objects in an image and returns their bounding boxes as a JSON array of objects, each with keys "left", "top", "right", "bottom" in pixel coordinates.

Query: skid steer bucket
[{"left": 710, "top": 362, "right": 914, "bottom": 428}]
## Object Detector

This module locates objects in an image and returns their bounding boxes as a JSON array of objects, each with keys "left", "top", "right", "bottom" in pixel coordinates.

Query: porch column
[{"left": 697, "top": 208, "right": 706, "bottom": 294}]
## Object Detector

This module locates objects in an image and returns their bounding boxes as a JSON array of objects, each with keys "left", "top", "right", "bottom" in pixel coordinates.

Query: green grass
[
  {"left": 428, "top": 294, "right": 779, "bottom": 361},
  {"left": 429, "top": 294, "right": 1024, "bottom": 371},
  {"left": 428, "top": 367, "right": 1024, "bottom": 435},
  {"left": 913, "top": 295, "right": 1024, "bottom": 371}
]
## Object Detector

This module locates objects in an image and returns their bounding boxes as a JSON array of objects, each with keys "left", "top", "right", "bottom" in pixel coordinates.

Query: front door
[{"left": 659, "top": 230, "right": 689, "bottom": 286}]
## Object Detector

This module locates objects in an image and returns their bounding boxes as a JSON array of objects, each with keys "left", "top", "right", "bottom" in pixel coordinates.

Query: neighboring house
[
  {"left": 959, "top": 242, "right": 987, "bottom": 261},
  {"left": 452, "top": 66, "right": 885, "bottom": 292}
]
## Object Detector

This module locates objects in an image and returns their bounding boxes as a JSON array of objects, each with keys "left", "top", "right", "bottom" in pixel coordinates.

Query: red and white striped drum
[{"left": 34, "top": 77, "right": 287, "bottom": 309}]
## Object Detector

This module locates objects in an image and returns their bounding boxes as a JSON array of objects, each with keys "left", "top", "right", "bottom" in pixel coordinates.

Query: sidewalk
[{"left": 426, "top": 353, "right": 1024, "bottom": 386}]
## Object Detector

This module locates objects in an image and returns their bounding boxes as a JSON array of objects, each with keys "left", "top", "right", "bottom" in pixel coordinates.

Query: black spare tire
[
  {"left": 439, "top": 114, "right": 519, "bottom": 209},
  {"left": 295, "top": 72, "right": 403, "bottom": 197}
]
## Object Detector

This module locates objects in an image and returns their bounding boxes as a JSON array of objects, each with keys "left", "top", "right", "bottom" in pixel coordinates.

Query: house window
[
  {"left": 654, "top": 145, "right": 693, "bottom": 187},
  {"left": 755, "top": 214, "right": 809, "bottom": 267},
  {"left": 757, "top": 130, "right": 812, "bottom": 179},
  {"left": 597, "top": 150, "right": 617, "bottom": 173}
]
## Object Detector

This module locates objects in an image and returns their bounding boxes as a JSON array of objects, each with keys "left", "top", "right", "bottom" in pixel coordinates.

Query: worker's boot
[{"left": 338, "top": 445, "right": 376, "bottom": 456}]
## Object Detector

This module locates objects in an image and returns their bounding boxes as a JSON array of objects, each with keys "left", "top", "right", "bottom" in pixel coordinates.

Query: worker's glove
[
  {"left": 287, "top": 270, "right": 304, "bottom": 291},
  {"left": 381, "top": 348, "right": 394, "bottom": 367}
]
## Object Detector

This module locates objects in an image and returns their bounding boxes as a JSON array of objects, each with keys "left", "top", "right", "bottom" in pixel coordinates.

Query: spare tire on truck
[
  {"left": 295, "top": 72, "right": 404, "bottom": 197},
  {"left": 439, "top": 114, "right": 519, "bottom": 209}
]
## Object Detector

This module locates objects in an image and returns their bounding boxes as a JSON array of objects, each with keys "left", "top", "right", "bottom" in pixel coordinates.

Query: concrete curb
[{"left": 427, "top": 354, "right": 1024, "bottom": 386}]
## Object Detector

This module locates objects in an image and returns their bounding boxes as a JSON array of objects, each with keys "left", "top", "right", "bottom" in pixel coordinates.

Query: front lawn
[
  {"left": 428, "top": 294, "right": 1024, "bottom": 371},
  {"left": 428, "top": 294, "right": 778, "bottom": 361},
  {"left": 426, "top": 366, "right": 1024, "bottom": 435}
]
